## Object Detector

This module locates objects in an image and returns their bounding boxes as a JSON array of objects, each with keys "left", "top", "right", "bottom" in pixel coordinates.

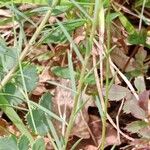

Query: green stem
[
  {"left": 0, "top": 0, "right": 59, "bottom": 91},
  {"left": 0, "top": 0, "right": 59, "bottom": 146},
  {"left": 100, "top": 1, "right": 111, "bottom": 149},
  {"left": 63, "top": 0, "right": 101, "bottom": 149},
  {"left": 0, "top": 95, "right": 34, "bottom": 143}
]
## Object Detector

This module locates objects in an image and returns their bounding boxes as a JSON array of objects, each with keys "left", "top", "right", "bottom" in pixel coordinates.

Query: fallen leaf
[
  {"left": 103, "top": 84, "right": 130, "bottom": 101},
  {"left": 111, "top": 48, "right": 136, "bottom": 72},
  {"left": 139, "top": 90, "right": 150, "bottom": 113},
  {"left": 84, "top": 145, "right": 97, "bottom": 150},
  {"left": 89, "top": 115, "right": 119, "bottom": 147},
  {"left": 52, "top": 79, "right": 95, "bottom": 139},
  {"left": 123, "top": 95, "right": 147, "bottom": 120}
]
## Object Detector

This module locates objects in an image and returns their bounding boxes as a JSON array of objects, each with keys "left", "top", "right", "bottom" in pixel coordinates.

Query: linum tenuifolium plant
[{"left": 0, "top": 0, "right": 150, "bottom": 150}]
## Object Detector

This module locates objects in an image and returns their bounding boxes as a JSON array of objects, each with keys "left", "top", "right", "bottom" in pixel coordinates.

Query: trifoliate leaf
[{"left": 32, "top": 138, "right": 45, "bottom": 150}]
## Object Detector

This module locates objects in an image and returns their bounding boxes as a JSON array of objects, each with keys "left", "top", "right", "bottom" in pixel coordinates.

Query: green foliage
[
  {"left": 126, "top": 120, "right": 148, "bottom": 133},
  {"left": 134, "top": 0, "right": 150, "bottom": 8},
  {"left": 0, "top": 0, "right": 50, "bottom": 5},
  {"left": 42, "top": 19, "right": 86, "bottom": 44},
  {"left": 84, "top": 73, "right": 96, "bottom": 85},
  {"left": 126, "top": 120, "right": 150, "bottom": 138},
  {"left": 26, "top": 92, "right": 52, "bottom": 135},
  {"left": 26, "top": 108, "right": 50, "bottom": 135},
  {"left": 119, "top": 14, "right": 136, "bottom": 35},
  {"left": 2, "top": 65, "right": 38, "bottom": 105},
  {"left": 51, "top": 66, "right": 96, "bottom": 85},
  {"left": 0, "top": 95, "right": 33, "bottom": 143},
  {"left": 51, "top": 66, "right": 76, "bottom": 79},
  {"left": 0, "top": 39, "right": 17, "bottom": 79},
  {"left": 16, "top": 65, "right": 38, "bottom": 92},
  {"left": 0, "top": 0, "right": 149, "bottom": 149},
  {"left": 4, "top": 83, "right": 24, "bottom": 105},
  {"left": 18, "top": 135, "right": 30, "bottom": 150},
  {"left": 0, "top": 136, "right": 18, "bottom": 150},
  {"left": 32, "top": 138, "right": 46, "bottom": 150},
  {"left": 134, "top": 76, "right": 146, "bottom": 93},
  {"left": 0, "top": 135, "right": 31, "bottom": 150},
  {"left": 128, "top": 30, "right": 147, "bottom": 45}
]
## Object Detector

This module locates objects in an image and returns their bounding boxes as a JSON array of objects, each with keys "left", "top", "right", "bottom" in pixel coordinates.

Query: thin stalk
[
  {"left": 100, "top": 1, "right": 111, "bottom": 149},
  {"left": 0, "top": 0, "right": 59, "bottom": 90},
  {"left": 63, "top": 0, "right": 100, "bottom": 149},
  {"left": 63, "top": 56, "right": 88, "bottom": 150},
  {"left": 139, "top": 0, "right": 146, "bottom": 31}
]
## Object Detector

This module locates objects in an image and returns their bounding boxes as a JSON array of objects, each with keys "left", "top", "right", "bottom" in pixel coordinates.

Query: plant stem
[
  {"left": 0, "top": 0, "right": 59, "bottom": 91},
  {"left": 100, "top": 1, "right": 111, "bottom": 149},
  {"left": 63, "top": 0, "right": 101, "bottom": 149},
  {"left": 0, "top": 0, "right": 59, "bottom": 146}
]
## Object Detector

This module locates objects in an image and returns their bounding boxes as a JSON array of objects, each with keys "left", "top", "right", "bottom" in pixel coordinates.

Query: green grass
[{"left": 0, "top": 0, "right": 149, "bottom": 149}]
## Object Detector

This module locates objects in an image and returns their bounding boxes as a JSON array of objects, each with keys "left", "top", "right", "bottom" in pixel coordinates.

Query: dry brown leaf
[
  {"left": 131, "top": 139, "right": 150, "bottom": 150},
  {"left": 0, "top": 118, "right": 9, "bottom": 136},
  {"left": 52, "top": 79, "right": 95, "bottom": 139},
  {"left": 84, "top": 145, "right": 97, "bottom": 150},
  {"left": 123, "top": 95, "right": 147, "bottom": 120},
  {"left": 111, "top": 48, "right": 136, "bottom": 72},
  {"left": 0, "top": 9, "right": 11, "bottom": 17},
  {"left": 89, "top": 115, "right": 120, "bottom": 148},
  {"left": 139, "top": 90, "right": 150, "bottom": 113}
]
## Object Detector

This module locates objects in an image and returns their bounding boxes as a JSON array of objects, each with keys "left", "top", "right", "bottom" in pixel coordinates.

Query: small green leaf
[
  {"left": 135, "top": 0, "right": 150, "bottom": 8},
  {"left": 51, "top": 66, "right": 73, "bottom": 79},
  {"left": 0, "top": 135, "right": 18, "bottom": 150},
  {"left": 16, "top": 65, "right": 38, "bottom": 92},
  {"left": 18, "top": 135, "right": 30, "bottom": 150},
  {"left": 106, "top": 12, "right": 119, "bottom": 22},
  {"left": 39, "top": 92, "right": 52, "bottom": 111},
  {"left": 134, "top": 76, "right": 146, "bottom": 93},
  {"left": 0, "top": 0, "right": 50, "bottom": 5},
  {"left": 119, "top": 14, "right": 136, "bottom": 35},
  {"left": 126, "top": 120, "right": 148, "bottom": 133},
  {"left": 42, "top": 19, "right": 85, "bottom": 44},
  {"left": 0, "top": 38, "right": 17, "bottom": 73},
  {"left": 128, "top": 30, "right": 147, "bottom": 45},
  {"left": 84, "top": 73, "right": 96, "bottom": 85},
  {"left": 0, "top": 95, "right": 33, "bottom": 143},
  {"left": 26, "top": 109, "right": 49, "bottom": 135},
  {"left": 4, "top": 83, "right": 24, "bottom": 105},
  {"left": 32, "top": 138, "right": 45, "bottom": 150}
]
